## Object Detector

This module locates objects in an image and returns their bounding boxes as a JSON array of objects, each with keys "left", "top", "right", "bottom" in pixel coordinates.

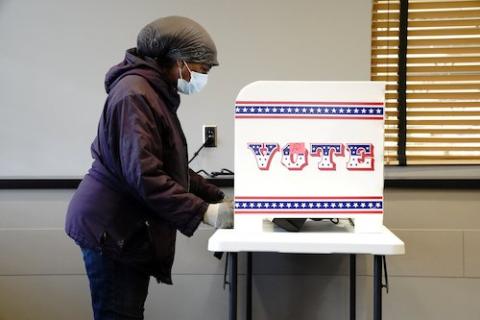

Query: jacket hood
[{"left": 105, "top": 48, "right": 180, "bottom": 112}]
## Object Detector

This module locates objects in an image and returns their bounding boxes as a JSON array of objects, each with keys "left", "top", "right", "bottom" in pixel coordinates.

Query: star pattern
[
  {"left": 348, "top": 144, "right": 372, "bottom": 155},
  {"left": 234, "top": 200, "right": 383, "bottom": 211},
  {"left": 235, "top": 105, "right": 384, "bottom": 118}
]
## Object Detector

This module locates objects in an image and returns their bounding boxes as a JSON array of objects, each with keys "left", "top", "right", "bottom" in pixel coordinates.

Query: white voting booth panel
[{"left": 234, "top": 81, "right": 386, "bottom": 233}]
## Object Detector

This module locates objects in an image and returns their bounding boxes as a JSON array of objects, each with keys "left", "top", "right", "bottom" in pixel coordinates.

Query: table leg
[
  {"left": 373, "top": 255, "right": 383, "bottom": 320},
  {"left": 229, "top": 252, "right": 238, "bottom": 320},
  {"left": 247, "top": 252, "right": 252, "bottom": 320},
  {"left": 350, "top": 254, "right": 356, "bottom": 320}
]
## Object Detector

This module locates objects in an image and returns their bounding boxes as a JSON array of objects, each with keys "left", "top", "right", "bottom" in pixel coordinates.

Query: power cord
[
  {"left": 188, "top": 139, "right": 211, "bottom": 164},
  {"left": 189, "top": 140, "right": 234, "bottom": 177},
  {"left": 195, "top": 169, "right": 213, "bottom": 177},
  {"left": 196, "top": 168, "right": 234, "bottom": 178},
  {"left": 210, "top": 168, "right": 234, "bottom": 177}
]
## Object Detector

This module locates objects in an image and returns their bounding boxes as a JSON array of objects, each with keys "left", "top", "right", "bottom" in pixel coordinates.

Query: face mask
[{"left": 177, "top": 62, "right": 208, "bottom": 95}]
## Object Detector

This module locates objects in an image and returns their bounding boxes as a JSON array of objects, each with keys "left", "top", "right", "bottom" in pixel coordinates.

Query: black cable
[
  {"left": 195, "top": 169, "right": 214, "bottom": 178},
  {"left": 210, "top": 168, "right": 235, "bottom": 177},
  {"left": 196, "top": 168, "right": 235, "bottom": 178},
  {"left": 221, "top": 168, "right": 234, "bottom": 175},
  {"left": 188, "top": 140, "right": 209, "bottom": 164}
]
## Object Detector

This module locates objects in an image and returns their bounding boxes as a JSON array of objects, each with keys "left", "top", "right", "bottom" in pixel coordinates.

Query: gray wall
[
  {"left": 1, "top": 188, "right": 480, "bottom": 320},
  {"left": 0, "top": 0, "right": 371, "bottom": 177}
]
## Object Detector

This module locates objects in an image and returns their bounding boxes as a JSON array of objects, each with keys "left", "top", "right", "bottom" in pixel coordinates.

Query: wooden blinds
[{"left": 371, "top": 0, "right": 480, "bottom": 165}]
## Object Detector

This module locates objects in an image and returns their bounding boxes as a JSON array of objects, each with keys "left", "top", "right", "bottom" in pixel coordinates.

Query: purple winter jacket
[{"left": 65, "top": 48, "right": 223, "bottom": 284}]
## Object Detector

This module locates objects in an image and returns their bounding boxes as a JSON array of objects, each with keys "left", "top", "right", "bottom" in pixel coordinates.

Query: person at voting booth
[{"left": 65, "top": 16, "right": 233, "bottom": 320}]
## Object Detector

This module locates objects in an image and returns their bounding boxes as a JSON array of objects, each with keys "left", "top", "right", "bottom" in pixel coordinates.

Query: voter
[{"left": 65, "top": 16, "right": 233, "bottom": 320}]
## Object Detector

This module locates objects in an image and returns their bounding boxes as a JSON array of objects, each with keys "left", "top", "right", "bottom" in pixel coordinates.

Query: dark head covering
[{"left": 137, "top": 16, "right": 218, "bottom": 66}]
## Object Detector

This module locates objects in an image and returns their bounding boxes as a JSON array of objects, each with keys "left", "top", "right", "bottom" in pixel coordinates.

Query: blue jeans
[{"left": 81, "top": 247, "right": 151, "bottom": 320}]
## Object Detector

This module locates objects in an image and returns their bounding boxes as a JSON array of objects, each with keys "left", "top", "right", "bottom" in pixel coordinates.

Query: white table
[{"left": 208, "top": 220, "right": 405, "bottom": 320}]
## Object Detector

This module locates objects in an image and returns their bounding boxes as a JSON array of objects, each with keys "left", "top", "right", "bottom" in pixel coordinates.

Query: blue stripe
[
  {"left": 235, "top": 201, "right": 383, "bottom": 210},
  {"left": 235, "top": 106, "right": 384, "bottom": 116}
]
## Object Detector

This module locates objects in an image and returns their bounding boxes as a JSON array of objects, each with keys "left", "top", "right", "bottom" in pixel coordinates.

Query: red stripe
[
  {"left": 235, "top": 101, "right": 384, "bottom": 106},
  {"left": 235, "top": 196, "right": 383, "bottom": 200},
  {"left": 235, "top": 116, "right": 383, "bottom": 120},
  {"left": 235, "top": 210, "right": 383, "bottom": 214}
]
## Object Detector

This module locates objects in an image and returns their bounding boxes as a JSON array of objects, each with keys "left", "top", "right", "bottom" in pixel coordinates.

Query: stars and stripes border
[
  {"left": 234, "top": 196, "right": 384, "bottom": 214},
  {"left": 235, "top": 101, "right": 384, "bottom": 120}
]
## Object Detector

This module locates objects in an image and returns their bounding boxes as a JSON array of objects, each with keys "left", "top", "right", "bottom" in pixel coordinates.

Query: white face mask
[{"left": 177, "top": 62, "right": 208, "bottom": 95}]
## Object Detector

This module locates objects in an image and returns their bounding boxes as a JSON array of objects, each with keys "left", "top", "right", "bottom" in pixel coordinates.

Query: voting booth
[{"left": 234, "top": 81, "right": 386, "bottom": 233}]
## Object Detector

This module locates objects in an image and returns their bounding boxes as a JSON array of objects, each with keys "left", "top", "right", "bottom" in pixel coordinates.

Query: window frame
[{"left": 372, "top": 0, "right": 480, "bottom": 181}]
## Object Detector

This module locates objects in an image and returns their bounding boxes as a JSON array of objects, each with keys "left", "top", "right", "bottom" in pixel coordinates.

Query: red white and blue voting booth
[{"left": 234, "top": 81, "right": 386, "bottom": 233}]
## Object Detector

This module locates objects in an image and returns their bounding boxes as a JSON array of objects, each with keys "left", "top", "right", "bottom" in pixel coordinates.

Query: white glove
[{"left": 203, "top": 199, "right": 234, "bottom": 229}]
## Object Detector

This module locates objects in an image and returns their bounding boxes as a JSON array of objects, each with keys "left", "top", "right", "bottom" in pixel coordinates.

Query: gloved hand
[{"left": 203, "top": 199, "right": 234, "bottom": 229}]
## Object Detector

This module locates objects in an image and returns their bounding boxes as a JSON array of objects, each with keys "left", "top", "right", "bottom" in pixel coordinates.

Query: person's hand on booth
[{"left": 203, "top": 199, "right": 234, "bottom": 229}]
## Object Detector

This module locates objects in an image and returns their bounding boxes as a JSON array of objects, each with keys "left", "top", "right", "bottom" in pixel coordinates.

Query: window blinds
[{"left": 371, "top": 0, "right": 480, "bottom": 165}]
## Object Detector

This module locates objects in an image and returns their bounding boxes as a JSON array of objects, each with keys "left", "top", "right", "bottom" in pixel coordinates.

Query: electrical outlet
[{"left": 203, "top": 125, "right": 217, "bottom": 147}]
